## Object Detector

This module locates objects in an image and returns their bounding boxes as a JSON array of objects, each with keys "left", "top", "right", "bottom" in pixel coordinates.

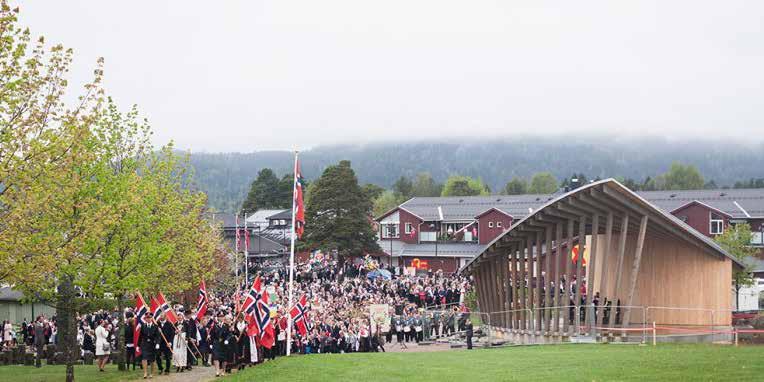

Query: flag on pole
[
  {"left": 150, "top": 296, "right": 162, "bottom": 321},
  {"left": 195, "top": 279, "right": 208, "bottom": 320},
  {"left": 240, "top": 276, "right": 275, "bottom": 348},
  {"left": 134, "top": 293, "right": 149, "bottom": 357},
  {"left": 289, "top": 294, "right": 310, "bottom": 337},
  {"left": 157, "top": 292, "right": 178, "bottom": 324},
  {"left": 294, "top": 158, "right": 305, "bottom": 239}
]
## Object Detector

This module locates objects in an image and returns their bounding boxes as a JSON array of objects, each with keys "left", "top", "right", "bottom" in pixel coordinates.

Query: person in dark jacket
[
  {"left": 198, "top": 315, "right": 211, "bottom": 367},
  {"left": 124, "top": 317, "right": 137, "bottom": 370},
  {"left": 157, "top": 315, "right": 175, "bottom": 375},
  {"left": 211, "top": 315, "right": 231, "bottom": 377},
  {"left": 184, "top": 310, "right": 199, "bottom": 370},
  {"left": 140, "top": 315, "right": 161, "bottom": 379},
  {"left": 465, "top": 319, "right": 474, "bottom": 350}
]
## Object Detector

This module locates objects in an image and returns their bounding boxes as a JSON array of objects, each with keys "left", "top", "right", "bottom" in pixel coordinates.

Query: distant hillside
[{"left": 188, "top": 137, "right": 764, "bottom": 213}]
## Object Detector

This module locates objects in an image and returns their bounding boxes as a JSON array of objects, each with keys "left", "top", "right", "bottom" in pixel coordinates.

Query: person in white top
[
  {"left": 172, "top": 321, "right": 188, "bottom": 372},
  {"left": 94, "top": 320, "right": 110, "bottom": 372},
  {"left": 2, "top": 320, "right": 12, "bottom": 346}
]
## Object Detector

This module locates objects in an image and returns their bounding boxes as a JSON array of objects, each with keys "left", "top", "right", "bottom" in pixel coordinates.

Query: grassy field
[
  {"left": 1, "top": 364, "right": 144, "bottom": 382},
  {"left": 221, "top": 344, "right": 764, "bottom": 382}
]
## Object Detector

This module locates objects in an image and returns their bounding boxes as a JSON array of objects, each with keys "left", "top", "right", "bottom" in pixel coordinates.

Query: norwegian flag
[
  {"left": 289, "top": 294, "right": 310, "bottom": 337},
  {"left": 241, "top": 276, "right": 275, "bottom": 348},
  {"left": 240, "top": 276, "right": 262, "bottom": 316},
  {"left": 156, "top": 292, "right": 178, "bottom": 324},
  {"left": 293, "top": 156, "right": 305, "bottom": 239},
  {"left": 195, "top": 279, "right": 208, "bottom": 321},
  {"left": 150, "top": 296, "right": 162, "bottom": 321},
  {"left": 134, "top": 293, "right": 149, "bottom": 356}
]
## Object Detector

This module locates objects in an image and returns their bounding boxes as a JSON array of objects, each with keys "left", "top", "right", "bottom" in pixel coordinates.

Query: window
[
  {"left": 382, "top": 224, "right": 399, "bottom": 239},
  {"left": 710, "top": 213, "right": 724, "bottom": 235},
  {"left": 405, "top": 222, "right": 413, "bottom": 234},
  {"left": 488, "top": 222, "right": 494, "bottom": 228},
  {"left": 497, "top": 221, "right": 502, "bottom": 228},
  {"left": 677, "top": 215, "right": 688, "bottom": 223}
]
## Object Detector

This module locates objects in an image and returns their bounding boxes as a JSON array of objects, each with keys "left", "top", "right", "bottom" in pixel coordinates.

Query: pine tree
[
  {"left": 302, "top": 160, "right": 380, "bottom": 262},
  {"left": 241, "top": 168, "right": 281, "bottom": 212}
]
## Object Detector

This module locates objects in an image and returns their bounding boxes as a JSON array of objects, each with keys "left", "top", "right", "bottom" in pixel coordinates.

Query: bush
[{"left": 752, "top": 315, "right": 764, "bottom": 330}]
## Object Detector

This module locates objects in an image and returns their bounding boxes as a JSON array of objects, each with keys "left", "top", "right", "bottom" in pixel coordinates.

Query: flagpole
[
  {"left": 286, "top": 151, "right": 298, "bottom": 356},
  {"left": 244, "top": 212, "right": 249, "bottom": 287},
  {"left": 235, "top": 215, "right": 240, "bottom": 288}
]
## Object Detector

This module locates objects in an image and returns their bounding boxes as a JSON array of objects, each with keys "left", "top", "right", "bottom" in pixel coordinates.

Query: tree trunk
[
  {"left": 57, "top": 275, "right": 77, "bottom": 382},
  {"left": 116, "top": 295, "right": 126, "bottom": 371}
]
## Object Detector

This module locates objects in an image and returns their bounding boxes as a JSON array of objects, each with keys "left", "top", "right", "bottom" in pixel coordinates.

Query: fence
[{"left": 467, "top": 304, "right": 760, "bottom": 346}]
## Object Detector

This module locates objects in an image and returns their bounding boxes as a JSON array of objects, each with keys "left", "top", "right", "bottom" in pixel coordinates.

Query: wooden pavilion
[{"left": 462, "top": 179, "right": 742, "bottom": 340}]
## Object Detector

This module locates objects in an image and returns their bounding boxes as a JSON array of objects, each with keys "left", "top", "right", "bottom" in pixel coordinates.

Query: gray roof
[
  {"left": 393, "top": 188, "right": 764, "bottom": 223},
  {"left": 637, "top": 189, "right": 764, "bottom": 219},
  {"left": 268, "top": 209, "right": 293, "bottom": 221},
  {"left": 399, "top": 194, "right": 557, "bottom": 221},
  {"left": 0, "top": 287, "right": 24, "bottom": 302}
]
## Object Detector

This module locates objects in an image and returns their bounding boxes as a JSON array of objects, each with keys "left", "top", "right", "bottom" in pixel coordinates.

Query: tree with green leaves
[
  {"left": 503, "top": 177, "right": 528, "bottom": 195},
  {"left": 654, "top": 162, "right": 705, "bottom": 190},
  {"left": 528, "top": 172, "right": 558, "bottom": 194},
  {"left": 302, "top": 160, "right": 380, "bottom": 263},
  {"left": 362, "top": 183, "right": 385, "bottom": 201},
  {"left": 411, "top": 172, "right": 442, "bottom": 197},
  {"left": 715, "top": 223, "right": 758, "bottom": 309},
  {"left": 373, "top": 190, "right": 401, "bottom": 217},
  {"left": 241, "top": 168, "right": 281, "bottom": 212},
  {"left": 0, "top": 6, "right": 222, "bottom": 379},
  {"left": 441, "top": 175, "right": 489, "bottom": 196},
  {"left": 393, "top": 176, "right": 414, "bottom": 199}
]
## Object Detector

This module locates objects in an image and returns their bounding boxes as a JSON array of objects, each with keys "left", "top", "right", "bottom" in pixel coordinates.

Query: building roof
[
  {"left": 268, "top": 209, "right": 293, "bottom": 221},
  {"left": 637, "top": 189, "right": 764, "bottom": 219},
  {"left": 0, "top": 287, "right": 25, "bottom": 302},
  {"left": 399, "top": 194, "right": 555, "bottom": 222},
  {"left": 462, "top": 179, "right": 746, "bottom": 274},
  {"left": 381, "top": 188, "right": 764, "bottom": 224},
  {"left": 246, "top": 209, "right": 288, "bottom": 228}
]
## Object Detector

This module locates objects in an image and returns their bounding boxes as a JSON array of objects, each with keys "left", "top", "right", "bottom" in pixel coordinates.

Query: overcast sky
[{"left": 18, "top": 1, "right": 764, "bottom": 152}]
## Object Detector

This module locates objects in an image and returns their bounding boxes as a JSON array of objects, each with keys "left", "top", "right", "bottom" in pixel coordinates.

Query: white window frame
[
  {"left": 382, "top": 223, "right": 400, "bottom": 239},
  {"left": 488, "top": 222, "right": 494, "bottom": 228},
  {"left": 404, "top": 222, "right": 413, "bottom": 234},
  {"left": 497, "top": 221, "right": 502, "bottom": 228},
  {"left": 709, "top": 212, "right": 724, "bottom": 235}
]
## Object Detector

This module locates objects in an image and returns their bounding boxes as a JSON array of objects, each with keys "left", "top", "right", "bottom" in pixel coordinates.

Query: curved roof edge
[{"left": 461, "top": 178, "right": 745, "bottom": 274}]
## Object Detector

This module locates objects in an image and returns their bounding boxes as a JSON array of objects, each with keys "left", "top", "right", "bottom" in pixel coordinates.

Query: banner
[{"left": 369, "top": 304, "right": 390, "bottom": 333}]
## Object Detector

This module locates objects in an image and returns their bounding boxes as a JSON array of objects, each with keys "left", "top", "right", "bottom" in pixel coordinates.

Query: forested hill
[{"left": 188, "top": 137, "right": 764, "bottom": 213}]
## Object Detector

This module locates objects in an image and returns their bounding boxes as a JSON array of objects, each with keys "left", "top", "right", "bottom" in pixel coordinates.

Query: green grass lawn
[
  {"left": 222, "top": 344, "right": 764, "bottom": 382},
  {"left": 0, "top": 363, "right": 145, "bottom": 382}
]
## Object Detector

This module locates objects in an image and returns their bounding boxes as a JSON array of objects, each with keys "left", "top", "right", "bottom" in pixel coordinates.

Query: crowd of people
[{"left": 0, "top": 257, "right": 474, "bottom": 378}]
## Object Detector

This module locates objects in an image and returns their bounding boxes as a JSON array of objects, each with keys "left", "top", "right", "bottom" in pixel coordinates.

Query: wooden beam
[
  {"left": 612, "top": 214, "right": 630, "bottom": 309},
  {"left": 623, "top": 215, "right": 649, "bottom": 328},
  {"left": 520, "top": 240, "right": 527, "bottom": 331},
  {"left": 503, "top": 252, "right": 511, "bottom": 329},
  {"left": 509, "top": 244, "right": 517, "bottom": 331},
  {"left": 597, "top": 211, "right": 614, "bottom": 327},
  {"left": 574, "top": 215, "right": 586, "bottom": 335},
  {"left": 553, "top": 222, "right": 563, "bottom": 334},
  {"left": 527, "top": 235, "right": 535, "bottom": 331},
  {"left": 563, "top": 218, "right": 574, "bottom": 335},
  {"left": 544, "top": 226, "right": 553, "bottom": 333},
  {"left": 585, "top": 214, "right": 600, "bottom": 310},
  {"left": 535, "top": 231, "right": 543, "bottom": 333}
]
